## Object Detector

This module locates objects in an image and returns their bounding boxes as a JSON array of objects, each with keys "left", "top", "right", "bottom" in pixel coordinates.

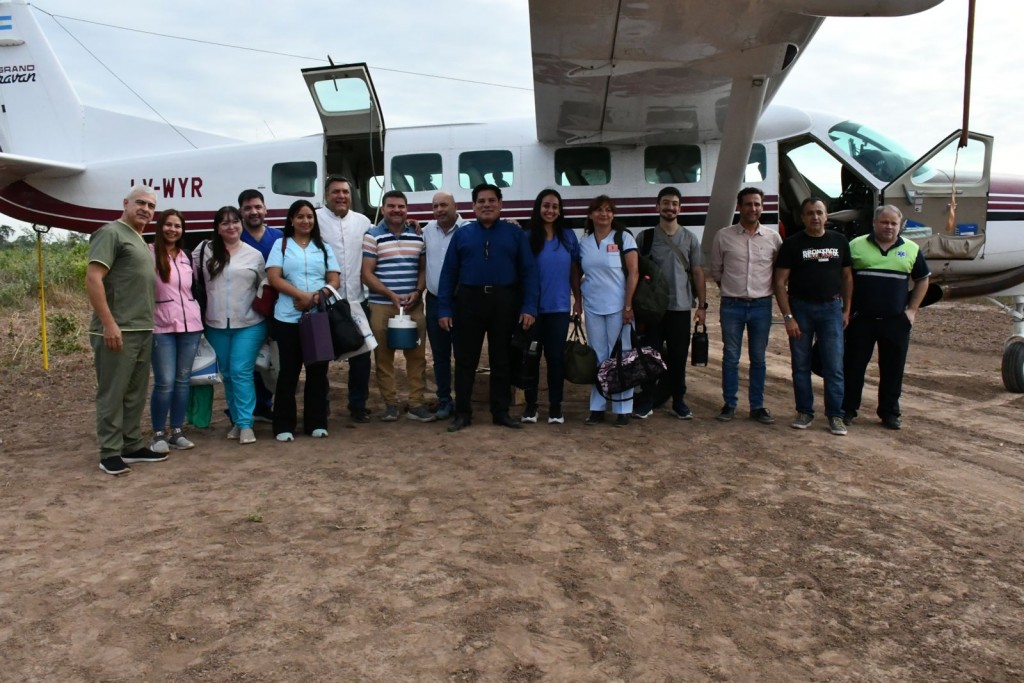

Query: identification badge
[{"left": 606, "top": 242, "right": 620, "bottom": 267}]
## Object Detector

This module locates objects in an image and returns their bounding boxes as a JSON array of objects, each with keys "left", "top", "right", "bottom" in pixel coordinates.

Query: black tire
[{"left": 1001, "top": 340, "right": 1024, "bottom": 393}]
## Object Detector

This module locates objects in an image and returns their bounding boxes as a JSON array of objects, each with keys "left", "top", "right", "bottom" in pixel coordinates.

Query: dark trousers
[
  {"left": 523, "top": 312, "right": 571, "bottom": 409},
  {"left": 425, "top": 292, "right": 454, "bottom": 405},
  {"left": 453, "top": 286, "right": 519, "bottom": 417},
  {"left": 271, "top": 318, "right": 329, "bottom": 435},
  {"left": 637, "top": 309, "right": 691, "bottom": 411},
  {"left": 843, "top": 313, "right": 912, "bottom": 419}
]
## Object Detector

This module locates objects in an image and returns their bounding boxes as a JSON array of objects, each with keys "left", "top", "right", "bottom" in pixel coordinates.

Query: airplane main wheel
[{"left": 1001, "top": 340, "right": 1024, "bottom": 393}]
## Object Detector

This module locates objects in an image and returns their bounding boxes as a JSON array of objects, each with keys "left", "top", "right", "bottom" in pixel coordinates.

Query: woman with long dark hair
[
  {"left": 265, "top": 199, "right": 341, "bottom": 441},
  {"left": 520, "top": 189, "right": 581, "bottom": 424},
  {"left": 578, "top": 195, "right": 639, "bottom": 427},
  {"left": 193, "top": 206, "right": 267, "bottom": 444},
  {"left": 149, "top": 209, "right": 203, "bottom": 454}
]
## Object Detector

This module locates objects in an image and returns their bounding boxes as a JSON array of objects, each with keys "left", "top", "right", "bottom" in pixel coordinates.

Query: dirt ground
[{"left": 1, "top": 296, "right": 1023, "bottom": 683}]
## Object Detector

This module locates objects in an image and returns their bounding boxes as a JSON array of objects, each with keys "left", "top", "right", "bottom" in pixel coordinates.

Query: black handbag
[
  {"left": 319, "top": 286, "right": 364, "bottom": 357},
  {"left": 564, "top": 315, "right": 598, "bottom": 385},
  {"left": 192, "top": 240, "right": 209, "bottom": 320},
  {"left": 691, "top": 322, "right": 709, "bottom": 366},
  {"left": 597, "top": 325, "right": 667, "bottom": 399}
]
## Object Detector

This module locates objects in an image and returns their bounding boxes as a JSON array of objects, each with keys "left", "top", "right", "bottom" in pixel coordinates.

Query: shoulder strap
[
  {"left": 614, "top": 229, "right": 629, "bottom": 273},
  {"left": 656, "top": 228, "right": 690, "bottom": 272},
  {"left": 640, "top": 228, "right": 654, "bottom": 256}
]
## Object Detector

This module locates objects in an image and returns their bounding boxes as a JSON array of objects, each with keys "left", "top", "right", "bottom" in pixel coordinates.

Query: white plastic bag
[
  {"left": 256, "top": 338, "right": 279, "bottom": 392},
  {"left": 189, "top": 335, "right": 222, "bottom": 385}
]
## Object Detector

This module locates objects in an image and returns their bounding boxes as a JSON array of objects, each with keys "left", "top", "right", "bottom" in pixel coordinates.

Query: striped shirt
[{"left": 362, "top": 223, "right": 425, "bottom": 304}]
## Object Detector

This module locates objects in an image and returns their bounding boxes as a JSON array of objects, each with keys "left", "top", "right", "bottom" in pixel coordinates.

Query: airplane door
[
  {"left": 883, "top": 131, "right": 993, "bottom": 261},
  {"left": 301, "top": 63, "right": 385, "bottom": 217}
]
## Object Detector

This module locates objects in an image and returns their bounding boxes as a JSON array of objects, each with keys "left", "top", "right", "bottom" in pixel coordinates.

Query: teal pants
[{"left": 92, "top": 331, "right": 152, "bottom": 458}]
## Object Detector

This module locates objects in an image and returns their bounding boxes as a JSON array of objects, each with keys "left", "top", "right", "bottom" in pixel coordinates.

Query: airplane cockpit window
[
  {"left": 459, "top": 150, "right": 514, "bottom": 189},
  {"left": 554, "top": 146, "right": 610, "bottom": 186},
  {"left": 312, "top": 78, "right": 372, "bottom": 113},
  {"left": 644, "top": 145, "right": 701, "bottom": 184},
  {"left": 272, "top": 161, "right": 317, "bottom": 198},
  {"left": 828, "top": 120, "right": 921, "bottom": 183},
  {"left": 391, "top": 153, "right": 442, "bottom": 193}
]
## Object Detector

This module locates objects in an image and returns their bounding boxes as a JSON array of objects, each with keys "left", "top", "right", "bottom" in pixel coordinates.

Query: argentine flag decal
[{"left": 0, "top": 15, "right": 12, "bottom": 31}]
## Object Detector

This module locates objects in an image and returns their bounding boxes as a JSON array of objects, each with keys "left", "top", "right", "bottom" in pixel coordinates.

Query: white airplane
[{"left": 2, "top": 0, "right": 1023, "bottom": 391}]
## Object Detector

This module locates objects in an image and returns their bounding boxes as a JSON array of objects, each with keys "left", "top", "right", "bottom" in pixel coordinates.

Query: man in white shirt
[
  {"left": 316, "top": 176, "right": 374, "bottom": 422},
  {"left": 421, "top": 191, "right": 466, "bottom": 419}
]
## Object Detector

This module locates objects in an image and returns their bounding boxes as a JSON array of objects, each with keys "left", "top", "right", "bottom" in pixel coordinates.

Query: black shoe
[
  {"left": 350, "top": 407, "right": 371, "bottom": 424},
  {"left": 447, "top": 414, "right": 472, "bottom": 432},
  {"left": 843, "top": 410, "right": 858, "bottom": 426},
  {"left": 585, "top": 411, "right": 605, "bottom": 426},
  {"left": 750, "top": 407, "right": 775, "bottom": 425},
  {"left": 99, "top": 456, "right": 131, "bottom": 476},
  {"left": 614, "top": 414, "right": 630, "bottom": 428},
  {"left": 253, "top": 406, "right": 273, "bottom": 424},
  {"left": 492, "top": 413, "right": 522, "bottom": 429},
  {"left": 881, "top": 415, "right": 902, "bottom": 430},
  {"left": 716, "top": 405, "right": 736, "bottom": 422},
  {"left": 122, "top": 447, "right": 168, "bottom": 464}
]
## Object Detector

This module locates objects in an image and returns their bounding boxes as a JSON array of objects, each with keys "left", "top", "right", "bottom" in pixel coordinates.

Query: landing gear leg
[{"left": 998, "top": 295, "right": 1024, "bottom": 393}]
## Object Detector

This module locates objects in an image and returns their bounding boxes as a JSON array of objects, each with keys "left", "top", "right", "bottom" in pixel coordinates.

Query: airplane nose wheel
[{"left": 1000, "top": 295, "right": 1024, "bottom": 393}]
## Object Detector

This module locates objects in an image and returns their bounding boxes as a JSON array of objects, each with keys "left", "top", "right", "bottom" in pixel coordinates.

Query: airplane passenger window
[
  {"left": 746, "top": 144, "right": 767, "bottom": 182},
  {"left": 459, "top": 150, "right": 514, "bottom": 189},
  {"left": 391, "top": 153, "right": 442, "bottom": 193},
  {"left": 312, "top": 78, "right": 371, "bottom": 113},
  {"left": 554, "top": 147, "right": 610, "bottom": 186},
  {"left": 272, "top": 161, "right": 317, "bottom": 198},
  {"left": 644, "top": 145, "right": 701, "bottom": 184}
]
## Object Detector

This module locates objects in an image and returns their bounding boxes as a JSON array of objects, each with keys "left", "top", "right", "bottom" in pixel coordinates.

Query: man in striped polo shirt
[
  {"left": 361, "top": 190, "right": 435, "bottom": 423},
  {"left": 843, "top": 205, "right": 930, "bottom": 430}
]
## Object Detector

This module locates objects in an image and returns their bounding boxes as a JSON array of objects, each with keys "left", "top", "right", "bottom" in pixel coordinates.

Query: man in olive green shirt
[{"left": 86, "top": 186, "right": 162, "bottom": 475}]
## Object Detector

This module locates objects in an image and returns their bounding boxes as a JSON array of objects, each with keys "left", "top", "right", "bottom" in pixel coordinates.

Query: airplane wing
[
  {"left": 0, "top": 152, "right": 85, "bottom": 188},
  {"left": 528, "top": 0, "right": 946, "bottom": 237}
]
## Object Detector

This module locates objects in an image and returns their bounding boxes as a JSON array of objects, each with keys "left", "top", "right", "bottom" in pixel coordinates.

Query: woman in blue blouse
[
  {"left": 266, "top": 199, "right": 341, "bottom": 442},
  {"left": 521, "top": 189, "right": 581, "bottom": 425},
  {"left": 578, "top": 195, "right": 639, "bottom": 427}
]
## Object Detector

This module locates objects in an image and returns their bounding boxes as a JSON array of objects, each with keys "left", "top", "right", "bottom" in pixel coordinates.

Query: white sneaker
[
  {"left": 239, "top": 427, "right": 256, "bottom": 444},
  {"left": 227, "top": 425, "right": 240, "bottom": 439},
  {"left": 167, "top": 429, "right": 194, "bottom": 450}
]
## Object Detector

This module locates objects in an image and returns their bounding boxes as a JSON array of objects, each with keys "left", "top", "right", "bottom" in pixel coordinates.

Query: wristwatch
[
  {"left": 699, "top": 302, "right": 709, "bottom": 310},
  {"left": 783, "top": 314, "right": 795, "bottom": 321},
  {"left": 624, "top": 306, "right": 633, "bottom": 312}
]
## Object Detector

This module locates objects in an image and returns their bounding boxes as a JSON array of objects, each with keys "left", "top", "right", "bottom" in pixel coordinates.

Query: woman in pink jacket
[{"left": 150, "top": 209, "right": 204, "bottom": 453}]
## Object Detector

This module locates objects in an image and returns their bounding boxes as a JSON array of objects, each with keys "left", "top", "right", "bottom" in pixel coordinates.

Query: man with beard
[{"left": 631, "top": 186, "right": 707, "bottom": 420}]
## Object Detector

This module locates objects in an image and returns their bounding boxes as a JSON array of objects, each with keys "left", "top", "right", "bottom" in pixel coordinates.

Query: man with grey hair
[
  {"left": 842, "top": 204, "right": 930, "bottom": 430},
  {"left": 86, "top": 185, "right": 164, "bottom": 475}
]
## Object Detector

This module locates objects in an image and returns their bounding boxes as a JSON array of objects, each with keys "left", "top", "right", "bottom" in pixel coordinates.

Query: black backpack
[{"left": 616, "top": 229, "right": 669, "bottom": 327}]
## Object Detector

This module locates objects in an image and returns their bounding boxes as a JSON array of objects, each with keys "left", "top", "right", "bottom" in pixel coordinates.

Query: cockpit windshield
[{"left": 828, "top": 120, "right": 926, "bottom": 183}]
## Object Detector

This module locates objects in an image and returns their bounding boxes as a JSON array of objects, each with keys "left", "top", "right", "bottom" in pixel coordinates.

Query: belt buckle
[{"left": 483, "top": 285, "right": 494, "bottom": 294}]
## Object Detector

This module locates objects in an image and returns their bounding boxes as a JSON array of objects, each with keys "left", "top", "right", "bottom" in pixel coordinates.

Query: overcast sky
[{"left": 5, "top": 0, "right": 1020, "bottom": 231}]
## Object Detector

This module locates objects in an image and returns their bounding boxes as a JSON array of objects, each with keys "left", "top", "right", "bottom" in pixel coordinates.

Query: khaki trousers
[
  {"left": 368, "top": 301, "right": 428, "bottom": 407},
  {"left": 92, "top": 330, "right": 152, "bottom": 458}
]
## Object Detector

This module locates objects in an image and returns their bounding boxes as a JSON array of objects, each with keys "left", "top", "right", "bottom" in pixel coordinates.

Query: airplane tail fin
[{"left": 0, "top": 1, "right": 83, "bottom": 162}]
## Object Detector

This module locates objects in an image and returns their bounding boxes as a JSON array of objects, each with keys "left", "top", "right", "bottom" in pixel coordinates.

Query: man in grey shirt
[{"left": 632, "top": 186, "right": 707, "bottom": 420}]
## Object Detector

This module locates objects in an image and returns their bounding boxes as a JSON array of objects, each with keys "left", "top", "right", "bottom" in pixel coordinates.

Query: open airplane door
[
  {"left": 883, "top": 130, "right": 993, "bottom": 263},
  {"left": 301, "top": 63, "right": 385, "bottom": 218}
]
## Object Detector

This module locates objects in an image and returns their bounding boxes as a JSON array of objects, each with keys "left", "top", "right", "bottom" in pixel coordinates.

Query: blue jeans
[
  {"left": 585, "top": 311, "right": 632, "bottom": 414},
  {"left": 425, "top": 293, "right": 454, "bottom": 406},
  {"left": 205, "top": 322, "right": 267, "bottom": 429},
  {"left": 788, "top": 298, "right": 844, "bottom": 418},
  {"left": 523, "top": 311, "right": 571, "bottom": 409},
  {"left": 151, "top": 331, "right": 202, "bottom": 431},
  {"left": 720, "top": 297, "right": 773, "bottom": 410}
]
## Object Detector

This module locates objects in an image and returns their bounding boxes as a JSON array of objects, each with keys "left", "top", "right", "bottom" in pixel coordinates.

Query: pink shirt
[{"left": 152, "top": 246, "right": 203, "bottom": 334}]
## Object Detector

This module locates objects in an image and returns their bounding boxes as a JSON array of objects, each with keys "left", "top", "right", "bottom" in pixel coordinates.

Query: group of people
[{"left": 87, "top": 178, "right": 929, "bottom": 475}]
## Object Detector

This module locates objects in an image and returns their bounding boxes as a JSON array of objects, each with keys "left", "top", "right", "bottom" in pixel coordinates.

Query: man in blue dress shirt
[{"left": 438, "top": 184, "right": 539, "bottom": 432}]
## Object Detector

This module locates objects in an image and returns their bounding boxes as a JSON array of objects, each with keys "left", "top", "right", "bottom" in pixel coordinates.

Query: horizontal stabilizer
[{"left": 0, "top": 152, "right": 85, "bottom": 188}]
